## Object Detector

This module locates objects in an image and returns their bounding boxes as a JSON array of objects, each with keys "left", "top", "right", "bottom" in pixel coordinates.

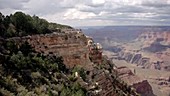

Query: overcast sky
[{"left": 0, "top": 0, "right": 170, "bottom": 26}]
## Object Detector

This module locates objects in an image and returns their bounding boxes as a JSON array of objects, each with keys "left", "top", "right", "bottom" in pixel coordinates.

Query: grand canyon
[
  {"left": 1, "top": 11, "right": 170, "bottom": 95},
  {"left": 1, "top": 1, "right": 170, "bottom": 94},
  {"left": 83, "top": 26, "right": 170, "bottom": 96}
]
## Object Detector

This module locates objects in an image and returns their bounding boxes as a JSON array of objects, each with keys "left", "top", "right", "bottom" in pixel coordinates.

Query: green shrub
[{"left": 72, "top": 66, "right": 86, "bottom": 81}]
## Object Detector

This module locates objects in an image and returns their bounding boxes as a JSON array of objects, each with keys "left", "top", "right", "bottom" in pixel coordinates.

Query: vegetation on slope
[
  {"left": 0, "top": 12, "right": 72, "bottom": 38},
  {"left": 0, "top": 12, "right": 140, "bottom": 96},
  {"left": 0, "top": 12, "right": 87, "bottom": 96},
  {"left": 0, "top": 40, "right": 86, "bottom": 96}
]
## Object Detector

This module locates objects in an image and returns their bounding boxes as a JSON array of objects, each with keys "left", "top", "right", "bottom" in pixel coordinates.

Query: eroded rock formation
[
  {"left": 116, "top": 66, "right": 155, "bottom": 96},
  {"left": 114, "top": 32, "right": 170, "bottom": 71},
  {"left": 1, "top": 29, "right": 155, "bottom": 96},
  {"left": 7, "top": 31, "right": 90, "bottom": 68}
]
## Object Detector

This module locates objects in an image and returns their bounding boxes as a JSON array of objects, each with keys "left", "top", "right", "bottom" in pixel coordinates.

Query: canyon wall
[
  {"left": 4, "top": 29, "right": 155, "bottom": 96},
  {"left": 137, "top": 31, "right": 170, "bottom": 47},
  {"left": 115, "top": 32, "right": 170, "bottom": 71},
  {"left": 116, "top": 66, "right": 155, "bottom": 96},
  {"left": 7, "top": 31, "right": 91, "bottom": 68}
]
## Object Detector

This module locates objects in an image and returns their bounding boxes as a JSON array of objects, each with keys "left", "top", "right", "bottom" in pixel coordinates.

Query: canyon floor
[{"left": 104, "top": 50, "right": 170, "bottom": 96}]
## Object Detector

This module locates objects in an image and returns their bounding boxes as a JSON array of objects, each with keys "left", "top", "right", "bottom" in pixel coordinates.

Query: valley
[
  {"left": 104, "top": 50, "right": 170, "bottom": 96},
  {"left": 1, "top": 0, "right": 170, "bottom": 95},
  {"left": 0, "top": 12, "right": 155, "bottom": 96},
  {"left": 83, "top": 26, "right": 170, "bottom": 96}
]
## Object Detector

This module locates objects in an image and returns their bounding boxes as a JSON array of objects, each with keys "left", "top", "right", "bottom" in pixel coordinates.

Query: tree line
[{"left": 0, "top": 12, "right": 72, "bottom": 38}]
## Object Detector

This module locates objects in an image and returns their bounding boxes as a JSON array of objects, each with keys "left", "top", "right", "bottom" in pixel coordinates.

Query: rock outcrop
[
  {"left": 1, "top": 29, "right": 155, "bottom": 96},
  {"left": 116, "top": 50, "right": 170, "bottom": 71},
  {"left": 137, "top": 32, "right": 170, "bottom": 47},
  {"left": 132, "top": 80, "right": 154, "bottom": 96},
  {"left": 117, "top": 52, "right": 150, "bottom": 67},
  {"left": 114, "top": 32, "right": 170, "bottom": 71},
  {"left": 116, "top": 66, "right": 155, "bottom": 96},
  {"left": 7, "top": 30, "right": 90, "bottom": 68}
]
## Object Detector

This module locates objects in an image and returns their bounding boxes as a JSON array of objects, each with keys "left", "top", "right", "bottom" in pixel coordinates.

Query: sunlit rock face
[
  {"left": 1, "top": 29, "right": 156, "bottom": 96},
  {"left": 7, "top": 29, "right": 105, "bottom": 69},
  {"left": 7, "top": 30, "right": 91, "bottom": 68}
]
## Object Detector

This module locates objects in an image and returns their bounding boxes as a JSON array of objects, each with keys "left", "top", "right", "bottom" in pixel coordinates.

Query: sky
[{"left": 0, "top": 0, "right": 170, "bottom": 27}]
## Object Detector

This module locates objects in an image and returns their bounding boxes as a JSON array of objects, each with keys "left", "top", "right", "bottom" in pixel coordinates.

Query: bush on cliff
[
  {"left": 0, "top": 40, "right": 86, "bottom": 96},
  {"left": 72, "top": 66, "right": 86, "bottom": 81}
]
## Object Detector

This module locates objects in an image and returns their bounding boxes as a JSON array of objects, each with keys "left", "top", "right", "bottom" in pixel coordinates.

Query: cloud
[
  {"left": 92, "top": 0, "right": 105, "bottom": 5},
  {"left": 24, "top": 0, "right": 65, "bottom": 16},
  {"left": 0, "top": 0, "right": 30, "bottom": 9},
  {"left": 141, "top": 0, "right": 170, "bottom": 8},
  {"left": 0, "top": 0, "right": 30, "bottom": 15},
  {"left": 0, "top": 0, "right": 170, "bottom": 26},
  {"left": 64, "top": 8, "right": 96, "bottom": 20}
]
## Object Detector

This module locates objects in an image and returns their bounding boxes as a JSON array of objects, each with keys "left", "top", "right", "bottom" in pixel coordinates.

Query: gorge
[
  {"left": 83, "top": 26, "right": 170, "bottom": 96},
  {"left": 0, "top": 27, "right": 154, "bottom": 96}
]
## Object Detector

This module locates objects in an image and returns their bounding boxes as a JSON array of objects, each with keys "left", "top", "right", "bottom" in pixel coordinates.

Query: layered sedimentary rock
[
  {"left": 117, "top": 52, "right": 150, "bottom": 67},
  {"left": 115, "top": 32, "right": 170, "bottom": 71},
  {"left": 7, "top": 29, "right": 104, "bottom": 68},
  {"left": 117, "top": 50, "right": 170, "bottom": 71},
  {"left": 137, "top": 32, "right": 170, "bottom": 47},
  {"left": 2, "top": 29, "right": 155, "bottom": 96},
  {"left": 7, "top": 31, "right": 90, "bottom": 68},
  {"left": 132, "top": 80, "right": 154, "bottom": 96},
  {"left": 116, "top": 66, "right": 155, "bottom": 96}
]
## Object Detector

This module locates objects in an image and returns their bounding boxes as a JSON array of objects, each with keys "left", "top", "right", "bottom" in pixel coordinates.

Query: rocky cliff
[
  {"left": 137, "top": 32, "right": 170, "bottom": 47},
  {"left": 0, "top": 29, "right": 155, "bottom": 96},
  {"left": 7, "top": 30, "right": 90, "bottom": 68},
  {"left": 116, "top": 66, "right": 154, "bottom": 96},
  {"left": 114, "top": 31, "right": 170, "bottom": 71}
]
